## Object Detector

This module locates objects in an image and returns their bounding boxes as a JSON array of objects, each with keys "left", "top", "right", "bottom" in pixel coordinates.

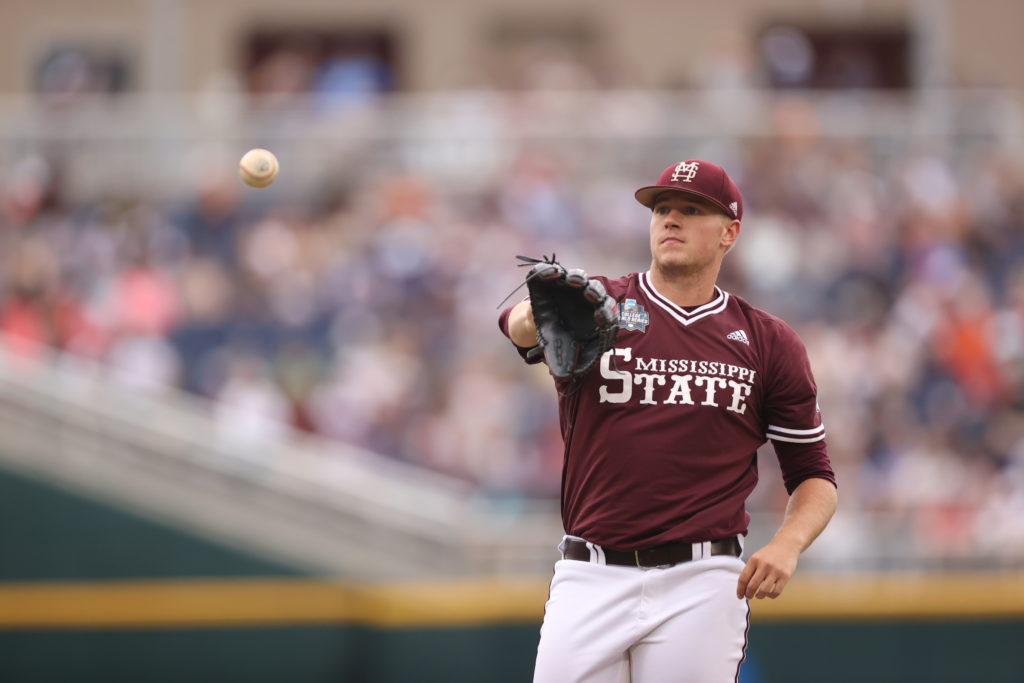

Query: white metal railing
[
  {"left": 1, "top": 89, "right": 1019, "bottom": 140},
  {"left": 0, "top": 89, "right": 1020, "bottom": 204}
]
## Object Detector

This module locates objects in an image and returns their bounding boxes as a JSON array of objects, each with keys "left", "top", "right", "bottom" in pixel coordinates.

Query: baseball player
[{"left": 499, "top": 160, "right": 837, "bottom": 682}]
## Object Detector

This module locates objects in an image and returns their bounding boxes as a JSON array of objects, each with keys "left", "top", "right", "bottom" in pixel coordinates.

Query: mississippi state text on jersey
[{"left": 501, "top": 271, "right": 835, "bottom": 550}]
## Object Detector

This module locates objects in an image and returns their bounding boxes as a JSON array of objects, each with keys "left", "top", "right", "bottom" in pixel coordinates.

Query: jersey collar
[{"left": 639, "top": 271, "right": 730, "bottom": 326}]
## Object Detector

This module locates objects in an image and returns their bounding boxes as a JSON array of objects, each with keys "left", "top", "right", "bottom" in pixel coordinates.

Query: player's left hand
[
  {"left": 517, "top": 254, "right": 618, "bottom": 380},
  {"left": 736, "top": 539, "right": 800, "bottom": 600}
]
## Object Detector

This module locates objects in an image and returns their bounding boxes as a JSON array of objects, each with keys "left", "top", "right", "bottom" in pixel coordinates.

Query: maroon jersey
[{"left": 500, "top": 271, "right": 835, "bottom": 550}]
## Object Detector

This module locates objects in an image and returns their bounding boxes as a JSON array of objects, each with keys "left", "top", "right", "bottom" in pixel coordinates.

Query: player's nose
[{"left": 663, "top": 211, "right": 682, "bottom": 228}]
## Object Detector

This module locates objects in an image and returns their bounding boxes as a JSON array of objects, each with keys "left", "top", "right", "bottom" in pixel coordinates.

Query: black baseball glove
[{"left": 518, "top": 255, "right": 619, "bottom": 380}]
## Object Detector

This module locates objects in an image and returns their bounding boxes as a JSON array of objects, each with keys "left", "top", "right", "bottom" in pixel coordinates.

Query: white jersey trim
[
  {"left": 766, "top": 422, "right": 826, "bottom": 443},
  {"left": 768, "top": 432, "right": 827, "bottom": 444},
  {"left": 639, "top": 272, "right": 730, "bottom": 326},
  {"left": 767, "top": 424, "right": 825, "bottom": 436}
]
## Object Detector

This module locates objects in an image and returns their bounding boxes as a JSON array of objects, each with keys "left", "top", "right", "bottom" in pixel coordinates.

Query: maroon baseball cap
[{"left": 634, "top": 160, "right": 743, "bottom": 221}]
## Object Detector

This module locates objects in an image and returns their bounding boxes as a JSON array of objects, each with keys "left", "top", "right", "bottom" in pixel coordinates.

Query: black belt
[{"left": 562, "top": 537, "right": 742, "bottom": 568}]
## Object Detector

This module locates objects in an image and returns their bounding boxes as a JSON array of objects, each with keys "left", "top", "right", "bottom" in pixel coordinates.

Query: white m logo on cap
[{"left": 670, "top": 161, "right": 700, "bottom": 183}]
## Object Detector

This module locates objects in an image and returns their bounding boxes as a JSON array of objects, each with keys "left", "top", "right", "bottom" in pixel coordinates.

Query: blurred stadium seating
[
  {"left": 1, "top": 2, "right": 1023, "bottom": 681},
  {"left": 1, "top": 87, "right": 1021, "bottom": 573}
]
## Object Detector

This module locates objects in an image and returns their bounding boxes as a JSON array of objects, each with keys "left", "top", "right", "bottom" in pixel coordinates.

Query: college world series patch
[{"left": 618, "top": 299, "right": 650, "bottom": 332}]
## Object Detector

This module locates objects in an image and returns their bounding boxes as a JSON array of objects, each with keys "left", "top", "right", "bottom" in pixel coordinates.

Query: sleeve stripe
[
  {"left": 769, "top": 432, "right": 827, "bottom": 444},
  {"left": 767, "top": 424, "right": 825, "bottom": 436}
]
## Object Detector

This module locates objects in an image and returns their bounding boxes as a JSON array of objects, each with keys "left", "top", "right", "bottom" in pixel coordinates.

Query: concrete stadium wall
[{"left": 1, "top": 0, "right": 1023, "bottom": 92}]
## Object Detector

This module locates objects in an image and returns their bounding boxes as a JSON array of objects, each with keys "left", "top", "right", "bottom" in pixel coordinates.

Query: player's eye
[{"left": 655, "top": 204, "right": 702, "bottom": 216}]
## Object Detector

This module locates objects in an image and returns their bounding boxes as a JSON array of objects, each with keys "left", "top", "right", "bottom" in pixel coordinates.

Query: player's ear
[{"left": 722, "top": 218, "right": 740, "bottom": 252}]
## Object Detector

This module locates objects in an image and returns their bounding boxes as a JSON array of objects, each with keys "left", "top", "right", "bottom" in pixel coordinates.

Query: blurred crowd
[{"left": 1, "top": 95, "right": 1023, "bottom": 567}]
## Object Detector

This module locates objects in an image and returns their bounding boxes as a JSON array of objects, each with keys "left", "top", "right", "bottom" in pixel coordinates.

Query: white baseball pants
[{"left": 533, "top": 540, "right": 750, "bottom": 683}]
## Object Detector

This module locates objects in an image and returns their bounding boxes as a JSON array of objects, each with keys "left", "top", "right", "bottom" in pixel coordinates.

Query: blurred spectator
[
  {"left": 213, "top": 348, "right": 292, "bottom": 454},
  {"left": 248, "top": 43, "right": 317, "bottom": 105},
  {"left": 0, "top": 237, "right": 102, "bottom": 361},
  {"left": 34, "top": 46, "right": 131, "bottom": 109},
  {"left": 172, "top": 169, "right": 246, "bottom": 268},
  {"left": 313, "top": 44, "right": 393, "bottom": 110}
]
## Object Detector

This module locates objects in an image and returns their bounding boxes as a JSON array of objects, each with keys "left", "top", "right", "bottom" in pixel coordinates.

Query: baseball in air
[{"left": 239, "top": 148, "right": 279, "bottom": 188}]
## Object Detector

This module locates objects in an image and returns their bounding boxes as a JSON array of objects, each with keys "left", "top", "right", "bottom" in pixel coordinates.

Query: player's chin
[{"left": 653, "top": 252, "right": 694, "bottom": 273}]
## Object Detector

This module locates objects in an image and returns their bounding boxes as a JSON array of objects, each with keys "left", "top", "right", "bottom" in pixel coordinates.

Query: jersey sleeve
[
  {"left": 761, "top": 318, "right": 836, "bottom": 494},
  {"left": 498, "top": 303, "right": 544, "bottom": 365}
]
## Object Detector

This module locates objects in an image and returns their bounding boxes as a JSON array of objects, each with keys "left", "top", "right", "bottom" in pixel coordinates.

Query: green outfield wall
[
  {"left": 0, "top": 465, "right": 304, "bottom": 581},
  {"left": 2, "top": 466, "right": 1022, "bottom": 683}
]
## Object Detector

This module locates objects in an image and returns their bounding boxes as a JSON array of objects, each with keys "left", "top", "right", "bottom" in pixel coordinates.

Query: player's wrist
[
  {"left": 508, "top": 301, "right": 538, "bottom": 348},
  {"left": 768, "top": 533, "right": 807, "bottom": 556}
]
